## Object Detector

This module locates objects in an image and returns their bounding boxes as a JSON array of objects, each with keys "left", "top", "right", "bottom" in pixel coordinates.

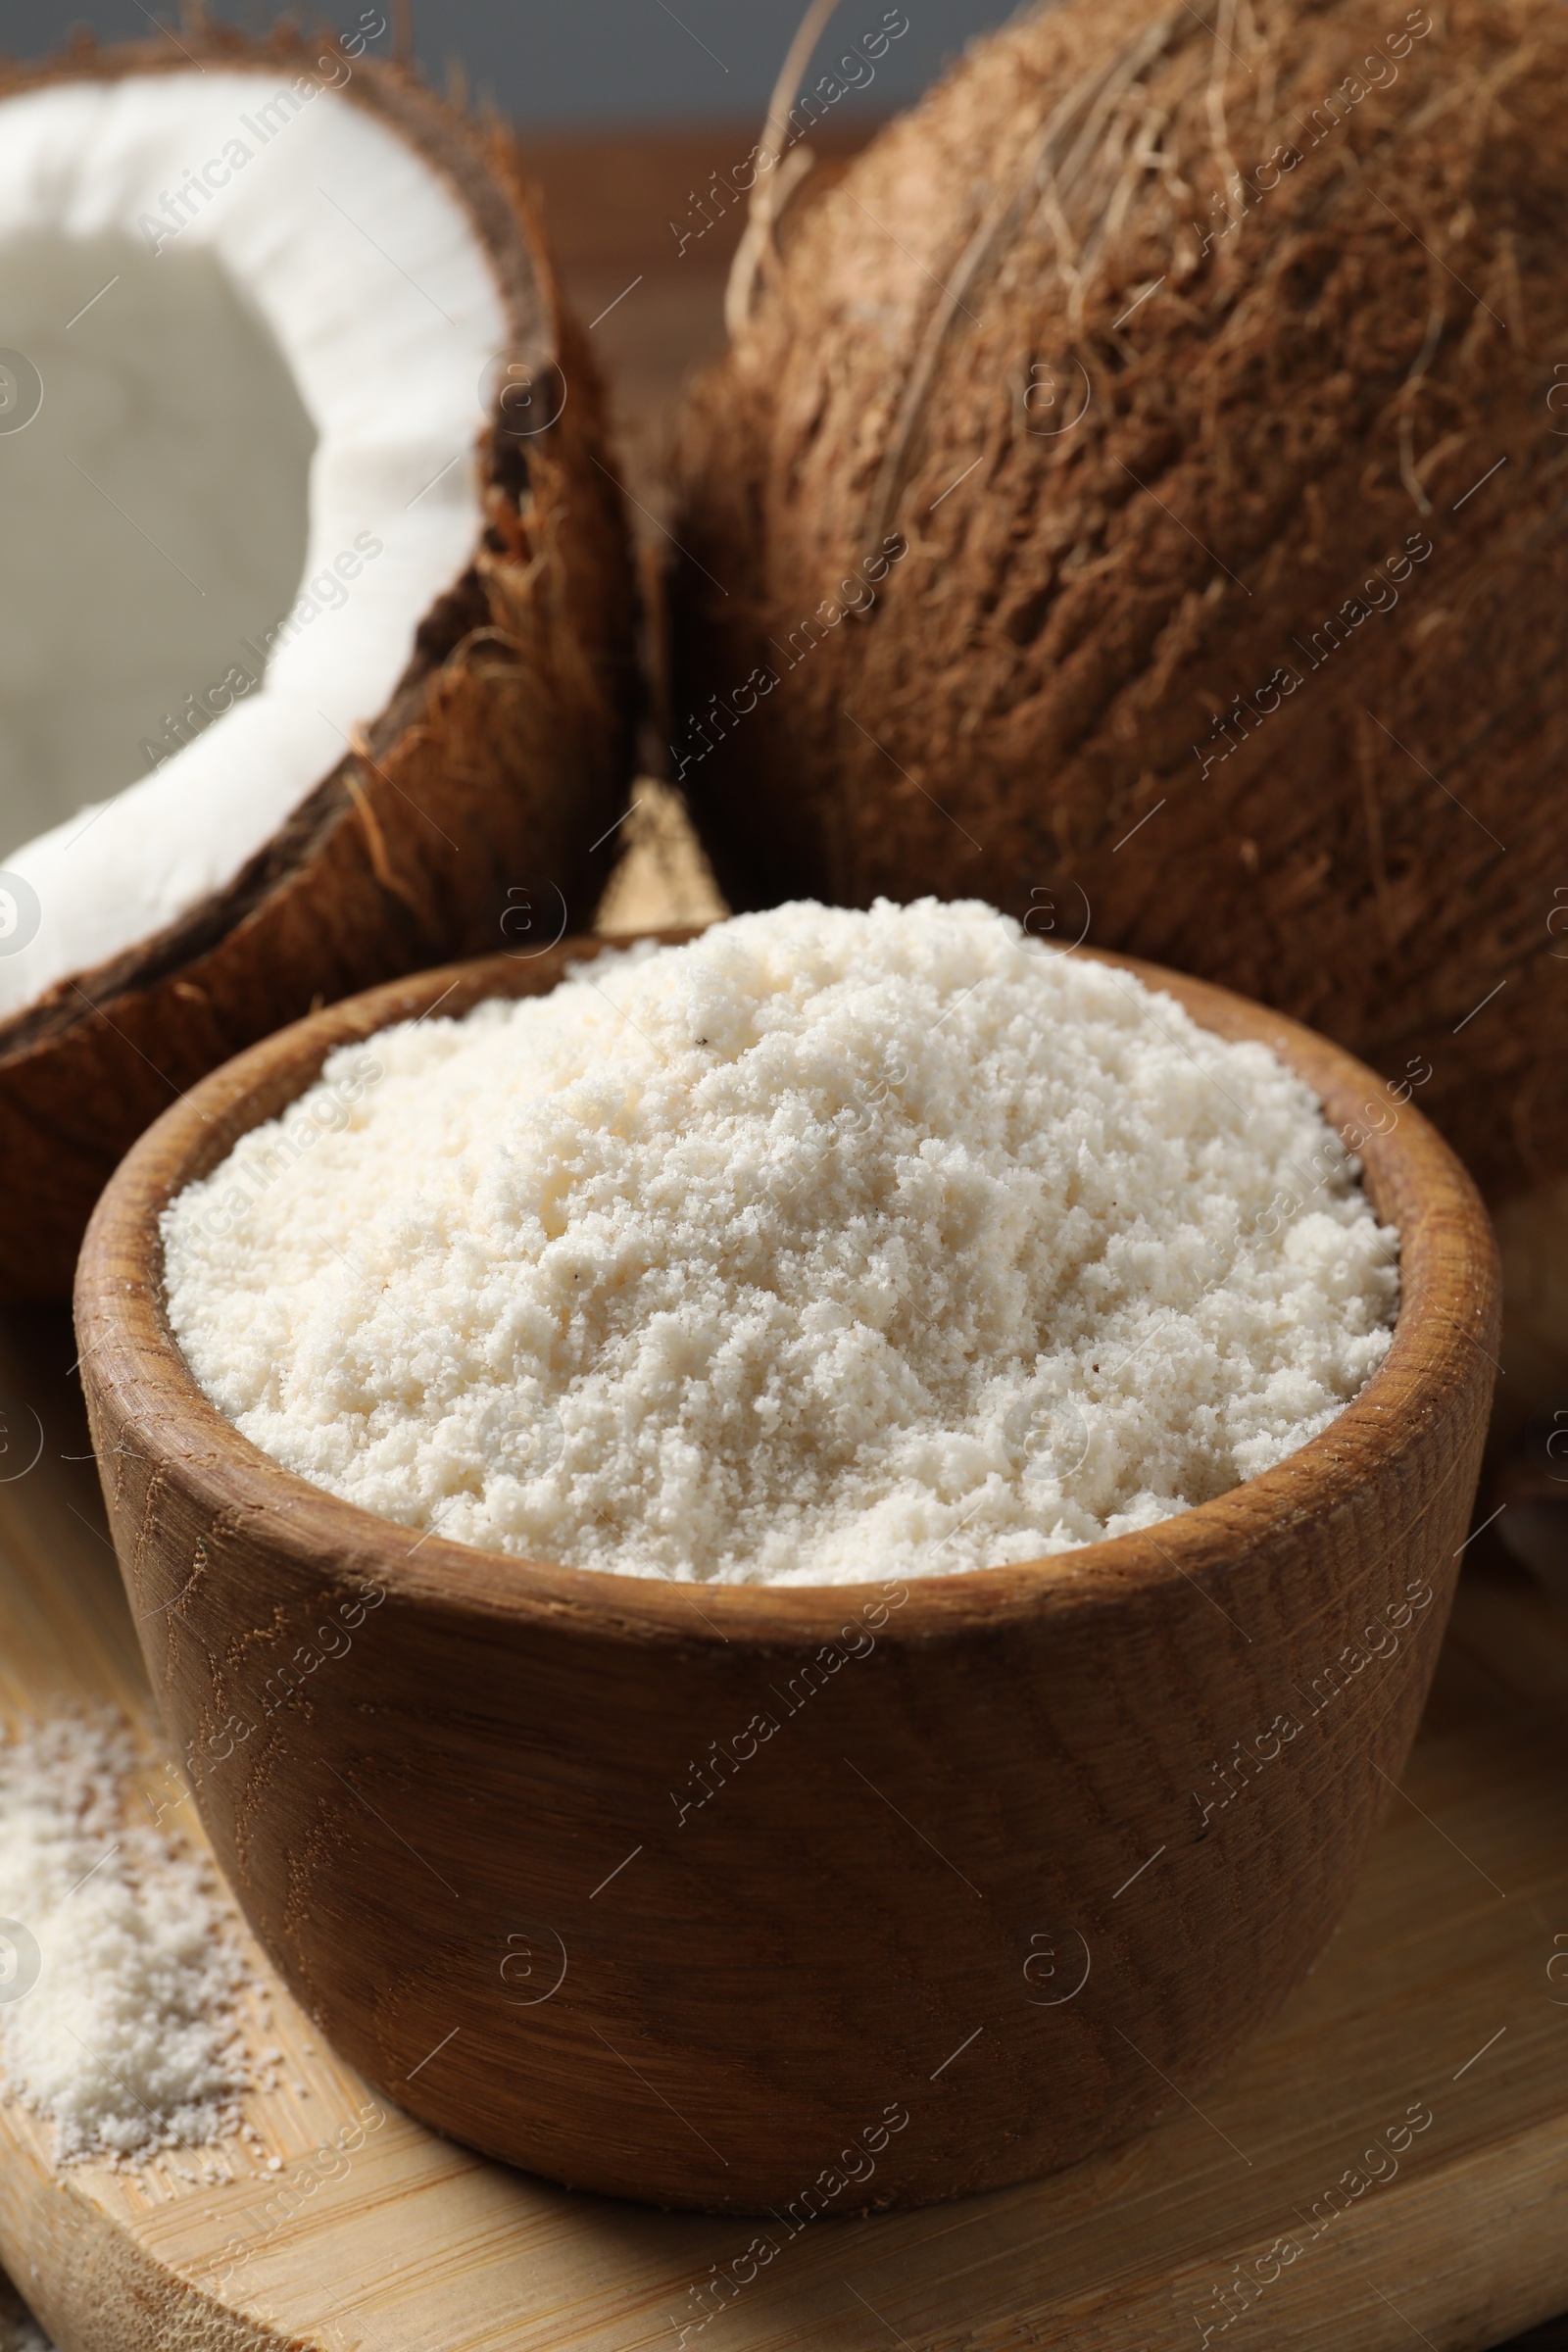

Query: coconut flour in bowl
[{"left": 161, "top": 901, "right": 1398, "bottom": 1585}]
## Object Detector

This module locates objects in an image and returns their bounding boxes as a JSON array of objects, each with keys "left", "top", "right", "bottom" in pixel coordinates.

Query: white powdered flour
[
  {"left": 0, "top": 1716, "right": 248, "bottom": 2163},
  {"left": 164, "top": 900, "right": 1398, "bottom": 1585}
]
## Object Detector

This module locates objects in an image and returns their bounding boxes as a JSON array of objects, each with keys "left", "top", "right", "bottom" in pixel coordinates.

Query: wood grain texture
[
  {"left": 520, "top": 121, "right": 877, "bottom": 521},
  {"left": 4, "top": 1307, "right": 1568, "bottom": 2350},
  {"left": 73, "top": 939, "right": 1498, "bottom": 2214}
]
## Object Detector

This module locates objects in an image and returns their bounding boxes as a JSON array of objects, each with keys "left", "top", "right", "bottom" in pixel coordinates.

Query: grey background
[{"left": 0, "top": 1, "right": 1018, "bottom": 126}]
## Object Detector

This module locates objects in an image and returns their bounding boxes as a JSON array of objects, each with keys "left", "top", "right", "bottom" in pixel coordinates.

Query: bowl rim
[{"left": 74, "top": 929, "right": 1498, "bottom": 1651}]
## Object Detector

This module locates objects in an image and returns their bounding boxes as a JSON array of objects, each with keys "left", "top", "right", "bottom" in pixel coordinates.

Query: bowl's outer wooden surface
[
  {"left": 6, "top": 1359, "right": 1568, "bottom": 2352},
  {"left": 74, "top": 938, "right": 1499, "bottom": 2212}
]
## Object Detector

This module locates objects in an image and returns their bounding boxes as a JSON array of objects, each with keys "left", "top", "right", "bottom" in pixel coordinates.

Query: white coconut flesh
[{"left": 0, "top": 69, "right": 510, "bottom": 1018}]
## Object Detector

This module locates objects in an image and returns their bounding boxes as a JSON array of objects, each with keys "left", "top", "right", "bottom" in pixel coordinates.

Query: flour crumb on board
[{"left": 0, "top": 1714, "right": 249, "bottom": 2165}]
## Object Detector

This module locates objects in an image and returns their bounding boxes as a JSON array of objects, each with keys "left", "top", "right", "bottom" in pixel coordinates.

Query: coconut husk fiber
[
  {"left": 670, "top": 0, "right": 1568, "bottom": 1206},
  {"left": 0, "top": 24, "right": 638, "bottom": 1300}
]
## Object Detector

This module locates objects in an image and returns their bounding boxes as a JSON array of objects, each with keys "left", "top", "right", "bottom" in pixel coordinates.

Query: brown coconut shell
[
  {"left": 0, "top": 24, "right": 637, "bottom": 1301},
  {"left": 670, "top": 0, "right": 1568, "bottom": 1209}
]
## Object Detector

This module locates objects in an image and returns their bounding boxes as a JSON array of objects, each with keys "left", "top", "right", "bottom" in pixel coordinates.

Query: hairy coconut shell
[
  {"left": 670, "top": 0, "right": 1568, "bottom": 1207},
  {"left": 0, "top": 25, "right": 637, "bottom": 1300}
]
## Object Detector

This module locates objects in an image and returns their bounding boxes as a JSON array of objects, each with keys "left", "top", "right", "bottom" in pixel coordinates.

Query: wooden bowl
[{"left": 74, "top": 937, "right": 1498, "bottom": 2214}]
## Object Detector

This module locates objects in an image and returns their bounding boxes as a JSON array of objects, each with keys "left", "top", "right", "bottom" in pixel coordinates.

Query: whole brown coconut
[
  {"left": 0, "top": 24, "right": 636, "bottom": 1299},
  {"left": 670, "top": 0, "right": 1568, "bottom": 1208}
]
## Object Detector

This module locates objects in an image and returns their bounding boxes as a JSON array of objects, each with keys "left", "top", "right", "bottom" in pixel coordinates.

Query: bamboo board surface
[{"left": 3, "top": 1298, "right": 1568, "bottom": 2352}]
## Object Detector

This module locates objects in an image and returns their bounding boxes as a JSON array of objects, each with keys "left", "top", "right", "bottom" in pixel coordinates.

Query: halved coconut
[
  {"left": 669, "top": 0, "right": 1568, "bottom": 1213},
  {"left": 0, "top": 24, "right": 636, "bottom": 1298}
]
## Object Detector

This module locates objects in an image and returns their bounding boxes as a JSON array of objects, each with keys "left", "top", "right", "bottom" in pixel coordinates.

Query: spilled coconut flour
[
  {"left": 0, "top": 1715, "right": 249, "bottom": 2165},
  {"left": 163, "top": 900, "right": 1399, "bottom": 1585}
]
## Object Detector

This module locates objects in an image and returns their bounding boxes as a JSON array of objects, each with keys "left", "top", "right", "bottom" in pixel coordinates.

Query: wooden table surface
[
  {"left": 1, "top": 122, "right": 1564, "bottom": 2352},
  {"left": 525, "top": 122, "right": 871, "bottom": 517}
]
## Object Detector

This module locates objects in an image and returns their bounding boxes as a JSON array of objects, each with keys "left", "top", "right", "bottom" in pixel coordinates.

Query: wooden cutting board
[{"left": 3, "top": 1284, "right": 1568, "bottom": 2352}]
